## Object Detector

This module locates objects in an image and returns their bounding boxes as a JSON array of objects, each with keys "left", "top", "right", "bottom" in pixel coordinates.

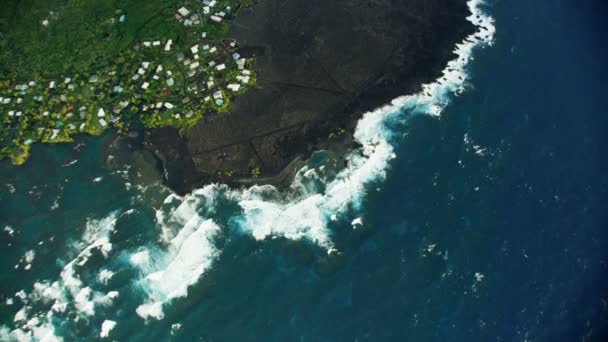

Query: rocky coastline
[{"left": 145, "top": 0, "right": 476, "bottom": 195}]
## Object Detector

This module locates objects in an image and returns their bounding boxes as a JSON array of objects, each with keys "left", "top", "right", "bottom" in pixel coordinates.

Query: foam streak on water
[
  {"left": 1, "top": 1, "right": 494, "bottom": 339},
  {"left": 132, "top": 0, "right": 495, "bottom": 323}
]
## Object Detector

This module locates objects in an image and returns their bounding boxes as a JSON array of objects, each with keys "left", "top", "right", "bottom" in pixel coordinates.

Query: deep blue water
[{"left": 1, "top": 0, "right": 607, "bottom": 341}]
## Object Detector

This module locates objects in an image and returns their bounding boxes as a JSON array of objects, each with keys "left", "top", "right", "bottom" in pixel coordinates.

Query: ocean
[{"left": 1, "top": 0, "right": 607, "bottom": 340}]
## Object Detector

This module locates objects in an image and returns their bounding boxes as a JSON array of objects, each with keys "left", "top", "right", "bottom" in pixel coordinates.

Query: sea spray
[
  {"left": 0, "top": 0, "right": 495, "bottom": 338},
  {"left": 131, "top": 0, "right": 495, "bottom": 322}
]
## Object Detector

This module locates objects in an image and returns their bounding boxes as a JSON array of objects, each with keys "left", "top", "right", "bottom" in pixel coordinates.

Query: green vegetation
[{"left": 0, "top": 0, "right": 256, "bottom": 165}]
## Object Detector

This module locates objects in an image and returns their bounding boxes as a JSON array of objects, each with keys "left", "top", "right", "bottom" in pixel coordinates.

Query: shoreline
[{"left": 145, "top": 0, "right": 477, "bottom": 195}]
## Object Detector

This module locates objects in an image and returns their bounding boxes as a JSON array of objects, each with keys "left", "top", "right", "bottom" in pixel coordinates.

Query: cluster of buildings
[{"left": 0, "top": 0, "right": 254, "bottom": 165}]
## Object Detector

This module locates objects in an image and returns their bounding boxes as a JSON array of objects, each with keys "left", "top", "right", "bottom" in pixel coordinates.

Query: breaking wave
[{"left": 1, "top": 1, "right": 494, "bottom": 339}]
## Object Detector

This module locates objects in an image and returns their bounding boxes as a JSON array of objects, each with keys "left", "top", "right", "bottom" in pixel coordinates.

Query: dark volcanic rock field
[{"left": 146, "top": 0, "right": 475, "bottom": 194}]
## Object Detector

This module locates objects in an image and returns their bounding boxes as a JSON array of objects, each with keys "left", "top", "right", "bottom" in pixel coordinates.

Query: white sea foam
[
  {"left": 3, "top": 0, "right": 495, "bottom": 337},
  {"left": 130, "top": 0, "right": 495, "bottom": 323},
  {"left": 135, "top": 218, "right": 221, "bottom": 320},
  {"left": 99, "top": 320, "right": 116, "bottom": 338},
  {"left": 98, "top": 269, "right": 114, "bottom": 285},
  {"left": 5, "top": 212, "right": 120, "bottom": 340}
]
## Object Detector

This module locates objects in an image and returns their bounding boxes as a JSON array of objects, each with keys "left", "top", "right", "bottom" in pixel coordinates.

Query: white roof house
[
  {"left": 141, "top": 82, "right": 150, "bottom": 89},
  {"left": 210, "top": 15, "right": 222, "bottom": 23},
  {"left": 98, "top": 108, "right": 106, "bottom": 117},
  {"left": 216, "top": 64, "right": 226, "bottom": 71},
  {"left": 177, "top": 7, "right": 190, "bottom": 16},
  {"left": 213, "top": 90, "right": 222, "bottom": 99},
  {"left": 191, "top": 44, "right": 199, "bottom": 54},
  {"left": 165, "top": 39, "right": 172, "bottom": 51},
  {"left": 190, "top": 61, "right": 200, "bottom": 70},
  {"left": 227, "top": 84, "right": 241, "bottom": 91},
  {"left": 99, "top": 118, "right": 108, "bottom": 127}
]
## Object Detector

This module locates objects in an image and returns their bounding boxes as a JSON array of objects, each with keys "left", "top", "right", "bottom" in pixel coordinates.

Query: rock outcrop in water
[{"left": 145, "top": 0, "right": 475, "bottom": 194}]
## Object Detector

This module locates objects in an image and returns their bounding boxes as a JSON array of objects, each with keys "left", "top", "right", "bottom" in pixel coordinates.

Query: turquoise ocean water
[{"left": 1, "top": 0, "right": 607, "bottom": 340}]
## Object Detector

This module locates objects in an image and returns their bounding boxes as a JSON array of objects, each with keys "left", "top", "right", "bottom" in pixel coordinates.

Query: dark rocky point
[{"left": 146, "top": 0, "right": 475, "bottom": 195}]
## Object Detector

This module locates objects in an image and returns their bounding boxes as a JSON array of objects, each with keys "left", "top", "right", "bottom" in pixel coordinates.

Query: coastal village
[{"left": 0, "top": 0, "right": 255, "bottom": 165}]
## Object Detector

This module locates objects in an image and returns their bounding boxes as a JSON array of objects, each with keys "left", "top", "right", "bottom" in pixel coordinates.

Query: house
[
  {"left": 232, "top": 52, "right": 240, "bottom": 60},
  {"left": 164, "top": 102, "right": 174, "bottom": 109},
  {"left": 113, "top": 86, "right": 123, "bottom": 93},
  {"left": 236, "top": 59, "right": 245, "bottom": 69},
  {"left": 64, "top": 78, "right": 71, "bottom": 84},
  {"left": 190, "top": 61, "right": 200, "bottom": 70},
  {"left": 191, "top": 44, "right": 199, "bottom": 54},
  {"left": 144, "top": 41, "right": 151, "bottom": 47},
  {"left": 165, "top": 39, "right": 172, "bottom": 51},
  {"left": 207, "top": 80, "right": 214, "bottom": 88},
  {"left": 99, "top": 118, "right": 108, "bottom": 127},
  {"left": 98, "top": 108, "right": 106, "bottom": 117},
  {"left": 156, "top": 65, "right": 163, "bottom": 73},
  {"left": 177, "top": 7, "right": 190, "bottom": 17},
  {"left": 210, "top": 15, "right": 222, "bottom": 23},
  {"left": 49, "top": 81, "right": 56, "bottom": 89},
  {"left": 216, "top": 64, "right": 226, "bottom": 71},
  {"left": 142, "top": 62, "right": 150, "bottom": 69},
  {"left": 153, "top": 41, "right": 161, "bottom": 46},
  {"left": 203, "top": 6, "right": 210, "bottom": 14},
  {"left": 213, "top": 90, "right": 223, "bottom": 99},
  {"left": 166, "top": 78, "right": 175, "bottom": 87},
  {"left": 141, "top": 82, "right": 150, "bottom": 90},
  {"left": 227, "top": 84, "right": 241, "bottom": 91},
  {"left": 209, "top": 47, "right": 217, "bottom": 53},
  {"left": 119, "top": 15, "right": 126, "bottom": 23},
  {"left": 137, "top": 68, "right": 146, "bottom": 75}
]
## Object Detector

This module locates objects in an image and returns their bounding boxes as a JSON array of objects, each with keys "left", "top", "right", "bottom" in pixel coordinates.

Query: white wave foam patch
[
  {"left": 99, "top": 320, "right": 117, "bottom": 339},
  {"left": 135, "top": 0, "right": 495, "bottom": 323},
  {"left": 134, "top": 218, "right": 221, "bottom": 321},
  {"left": 3, "top": 212, "right": 123, "bottom": 340}
]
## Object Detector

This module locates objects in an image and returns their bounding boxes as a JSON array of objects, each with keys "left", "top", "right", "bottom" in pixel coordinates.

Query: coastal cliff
[{"left": 146, "top": 0, "right": 475, "bottom": 194}]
